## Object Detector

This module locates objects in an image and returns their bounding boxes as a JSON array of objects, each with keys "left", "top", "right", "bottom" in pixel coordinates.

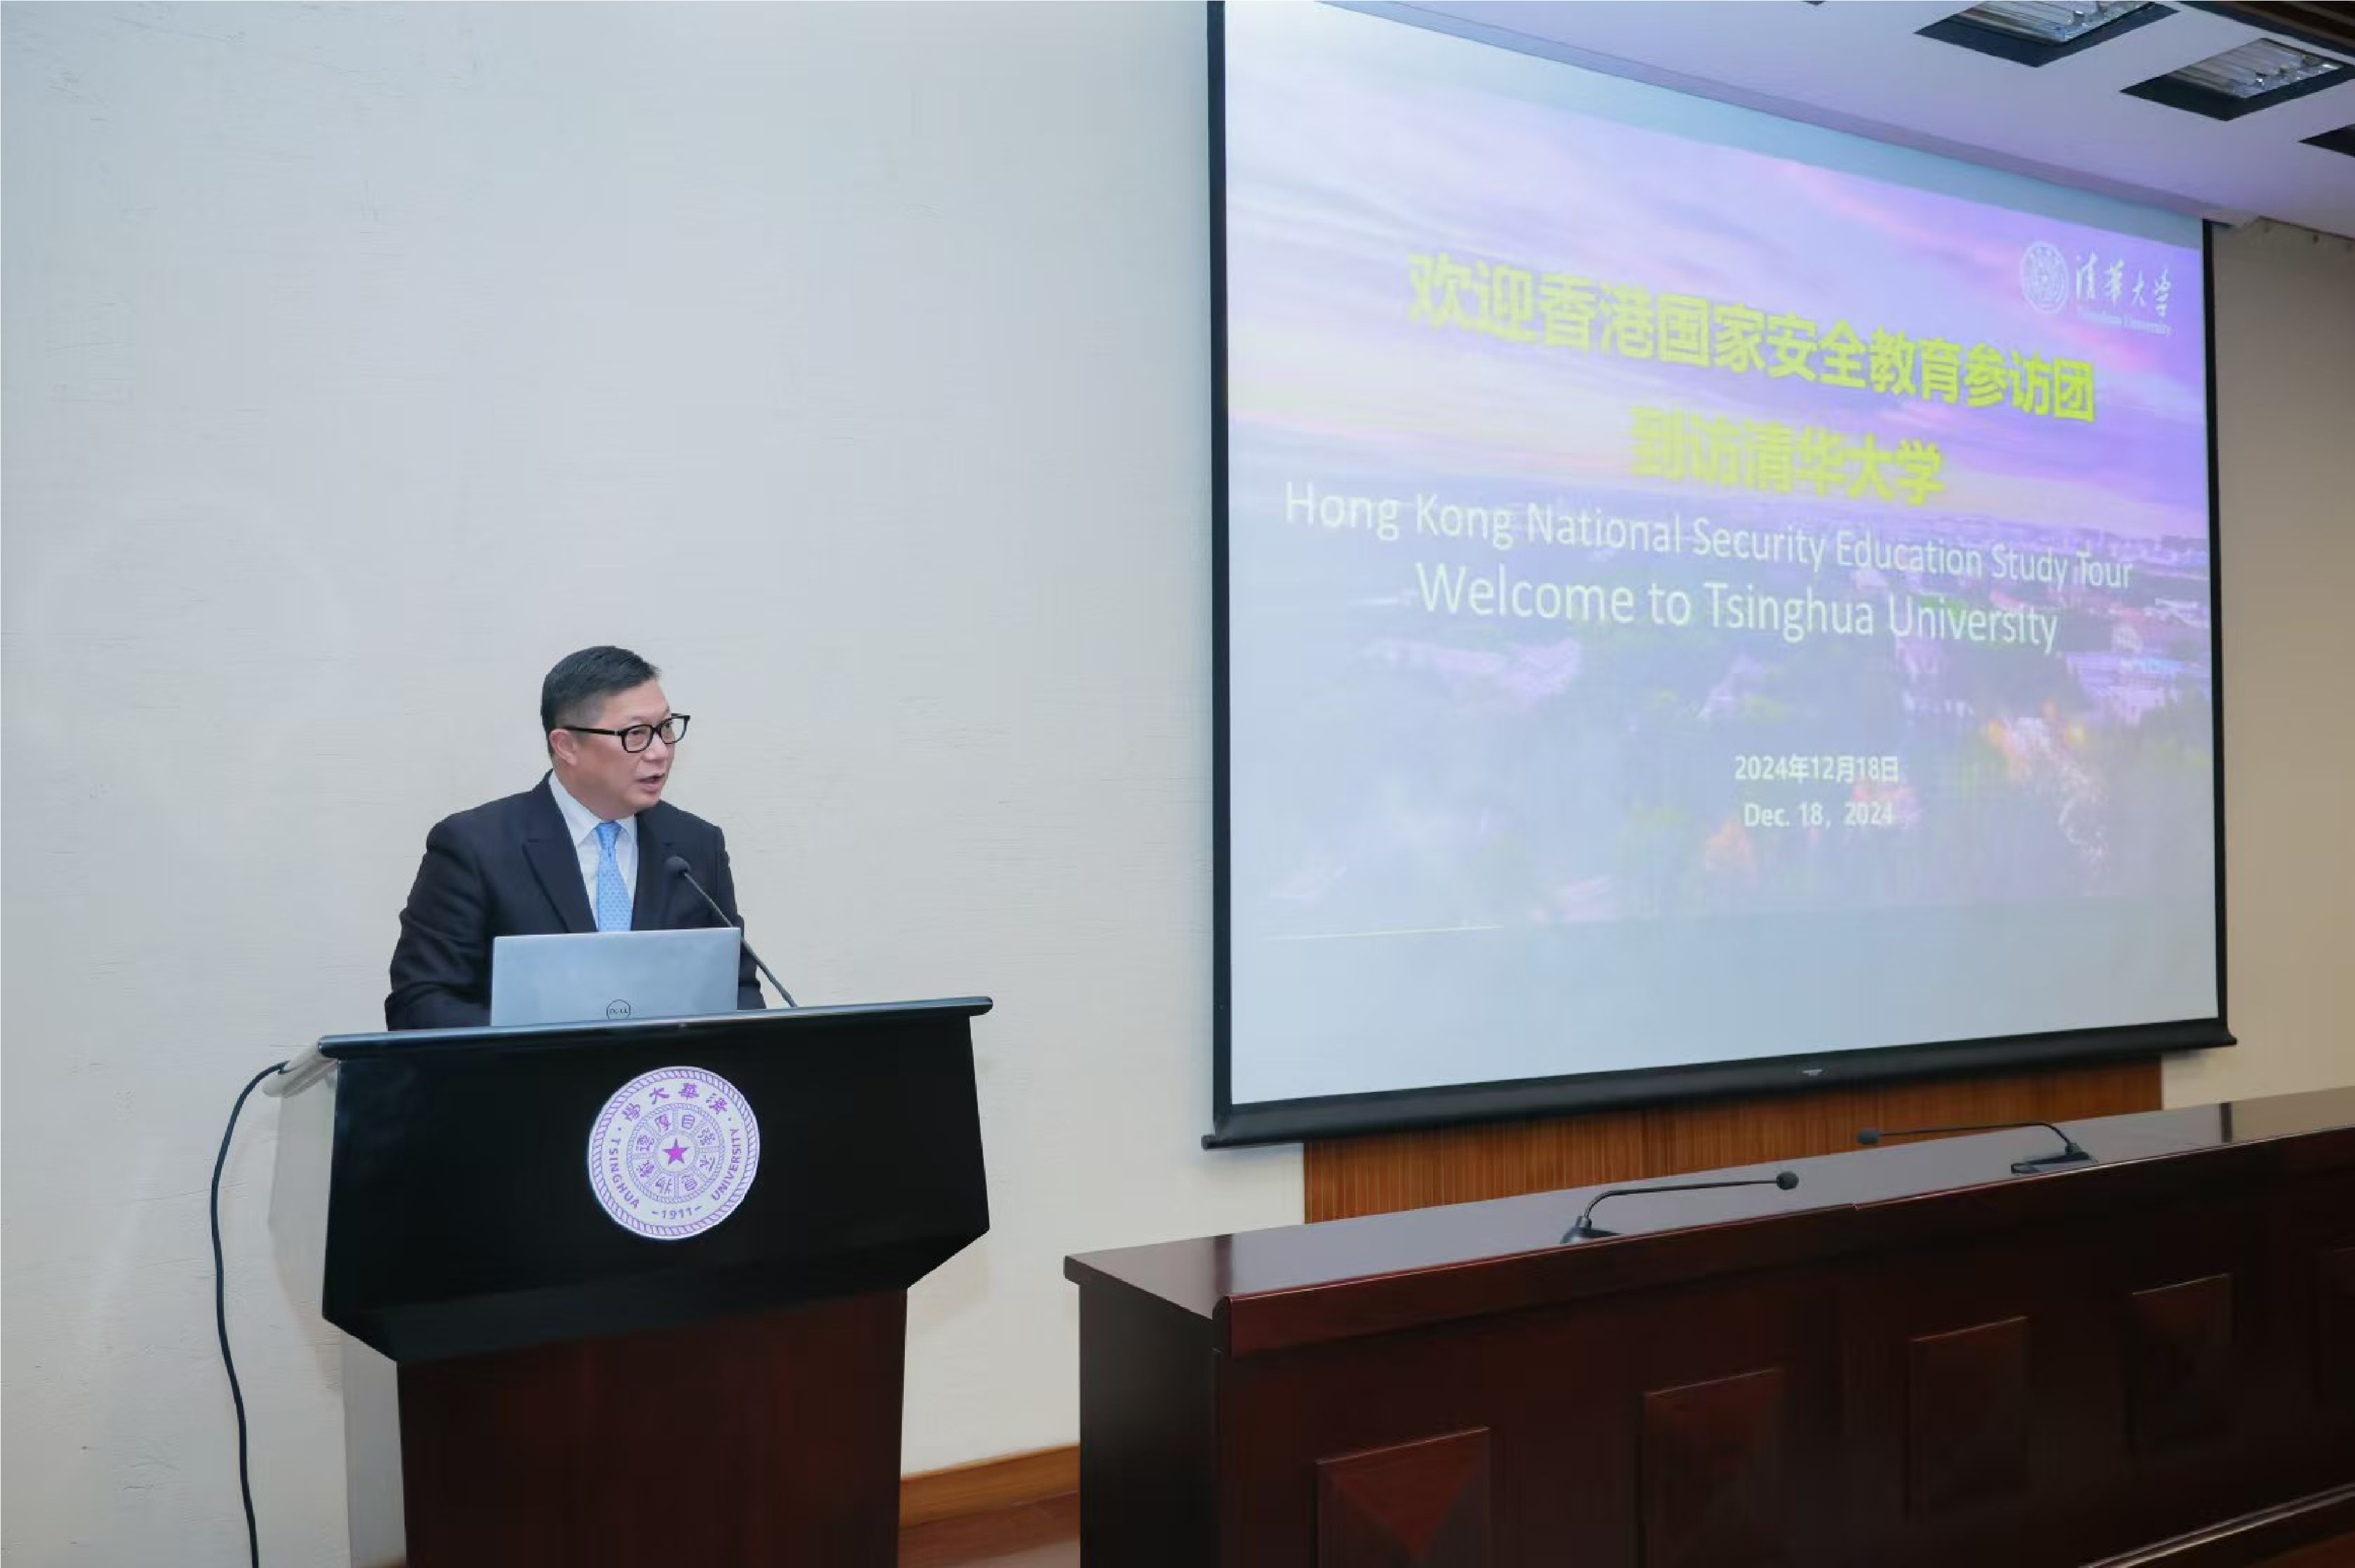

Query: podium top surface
[
  {"left": 319, "top": 995, "right": 993, "bottom": 1061},
  {"left": 1066, "top": 1085, "right": 2355, "bottom": 1353},
  {"left": 317, "top": 994, "right": 994, "bottom": 1361}
]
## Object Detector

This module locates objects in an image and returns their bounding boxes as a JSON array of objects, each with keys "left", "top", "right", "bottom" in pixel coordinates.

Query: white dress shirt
[{"left": 547, "top": 773, "right": 638, "bottom": 918}]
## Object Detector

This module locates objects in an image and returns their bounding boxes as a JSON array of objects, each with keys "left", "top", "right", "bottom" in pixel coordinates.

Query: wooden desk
[{"left": 1067, "top": 1090, "right": 2355, "bottom": 1567}]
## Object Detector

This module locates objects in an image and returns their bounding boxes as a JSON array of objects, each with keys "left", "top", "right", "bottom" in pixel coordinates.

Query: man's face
[{"left": 549, "top": 679, "right": 676, "bottom": 820}]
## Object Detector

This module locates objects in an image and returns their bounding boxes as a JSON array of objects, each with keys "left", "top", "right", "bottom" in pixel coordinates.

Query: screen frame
[{"left": 1205, "top": 2, "right": 2232, "bottom": 1150}]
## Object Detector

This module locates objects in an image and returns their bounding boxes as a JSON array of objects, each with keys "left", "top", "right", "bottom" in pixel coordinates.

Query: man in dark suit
[{"left": 386, "top": 646, "right": 762, "bottom": 1031}]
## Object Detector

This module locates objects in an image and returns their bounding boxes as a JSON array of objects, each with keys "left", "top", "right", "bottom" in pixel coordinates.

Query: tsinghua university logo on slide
[
  {"left": 2019, "top": 240, "right": 2071, "bottom": 315},
  {"left": 587, "top": 1066, "right": 760, "bottom": 1241},
  {"left": 2021, "top": 236, "right": 2177, "bottom": 335}
]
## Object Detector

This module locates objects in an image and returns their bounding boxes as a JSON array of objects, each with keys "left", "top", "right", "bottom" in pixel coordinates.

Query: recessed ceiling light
[
  {"left": 2125, "top": 35, "right": 2351, "bottom": 118},
  {"left": 1958, "top": 2, "right": 2156, "bottom": 44},
  {"left": 2172, "top": 36, "right": 2343, "bottom": 96},
  {"left": 1920, "top": 1, "right": 2174, "bottom": 66}
]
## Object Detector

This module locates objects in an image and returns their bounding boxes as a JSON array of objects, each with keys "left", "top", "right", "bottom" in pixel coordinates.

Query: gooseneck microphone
[
  {"left": 1560, "top": 1170, "right": 1800, "bottom": 1244},
  {"left": 1857, "top": 1120, "right": 2092, "bottom": 1176},
  {"left": 665, "top": 855, "right": 797, "bottom": 1008}
]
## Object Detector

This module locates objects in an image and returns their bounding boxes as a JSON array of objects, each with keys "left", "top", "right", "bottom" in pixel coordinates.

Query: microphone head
[
  {"left": 1773, "top": 1170, "right": 1800, "bottom": 1190},
  {"left": 1856, "top": 1129, "right": 1882, "bottom": 1147},
  {"left": 664, "top": 854, "right": 693, "bottom": 876}
]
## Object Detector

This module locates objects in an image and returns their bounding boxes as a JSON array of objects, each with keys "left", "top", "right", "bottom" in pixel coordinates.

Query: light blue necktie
[{"left": 593, "top": 820, "right": 631, "bottom": 933}]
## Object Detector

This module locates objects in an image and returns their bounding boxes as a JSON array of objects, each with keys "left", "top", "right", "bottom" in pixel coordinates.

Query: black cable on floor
[{"left": 214, "top": 1062, "right": 286, "bottom": 1568}]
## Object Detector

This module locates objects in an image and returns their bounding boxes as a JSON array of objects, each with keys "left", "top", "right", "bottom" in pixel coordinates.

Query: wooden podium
[
  {"left": 305, "top": 999, "right": 991, "bottom": 1567},
  {"left": 1068, "top": 1089, "right": 2355, "bottom": 1567}
]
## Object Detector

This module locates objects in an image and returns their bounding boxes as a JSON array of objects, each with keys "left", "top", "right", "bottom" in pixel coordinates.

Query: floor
[{"left": 900, "top": 1493, "right": 1078, "bottom": 1568}]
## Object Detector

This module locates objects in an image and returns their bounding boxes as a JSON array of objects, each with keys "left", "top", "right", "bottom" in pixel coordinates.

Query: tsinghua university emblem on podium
[{"left": 587, "top": 1066, "right": 761, "bottom": 1241}]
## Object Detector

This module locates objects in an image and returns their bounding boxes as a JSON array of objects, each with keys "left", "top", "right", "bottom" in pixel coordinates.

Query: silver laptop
[{"left": 489, "top": 928, "right": 741, "bottom": 1028}]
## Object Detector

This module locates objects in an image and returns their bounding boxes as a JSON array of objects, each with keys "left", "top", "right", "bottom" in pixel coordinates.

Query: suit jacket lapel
[
  {"left": 521, "top": 778, "right": 596, "bottom": 935},
  {"left": 631, "top": 806, "right": 667, "bottom": 932}
]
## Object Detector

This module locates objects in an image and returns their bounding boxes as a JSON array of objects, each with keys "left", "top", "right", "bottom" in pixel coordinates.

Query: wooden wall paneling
[
  {"left": 1641, "top": 1085, "right": 1880, "bottom": 1178},
  {"left": 1303, "top": 1105, "right": 1651, "bottom": 1222},
  {"left": 1869, "top": 1059, "right": 2162, "bottom": 1135},
  {"left": 1306, "top": 1058, "right": 2161, "bottom": 1221}
]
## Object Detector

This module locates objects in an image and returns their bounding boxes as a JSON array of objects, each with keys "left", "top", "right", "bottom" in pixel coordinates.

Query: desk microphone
[
  {"left": 665, "top": 855, "right": 797, "bottom": 1008},
  {"left": 1856, "top": 1121, "right": 2092, "bottom": 1175},
  {"left": 1560, "top": 1171, "right": 1799, "bottom": 1243}
]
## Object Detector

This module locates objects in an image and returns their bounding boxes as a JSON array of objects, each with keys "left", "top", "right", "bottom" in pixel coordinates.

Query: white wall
[
  {"left": 2, "top": 5, "right": 1299, "bottom": 1564},
  {"left": 2163, "top": 218, "right": 2355, "bottom": 1109},
  {"left": 5, "top": 6, "right": 2350, "bottom": 1566}
]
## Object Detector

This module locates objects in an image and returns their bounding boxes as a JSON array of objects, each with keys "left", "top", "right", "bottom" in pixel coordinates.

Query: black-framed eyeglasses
[{"left": 562, "top": 714, "right": 690, "bottom": 753}]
